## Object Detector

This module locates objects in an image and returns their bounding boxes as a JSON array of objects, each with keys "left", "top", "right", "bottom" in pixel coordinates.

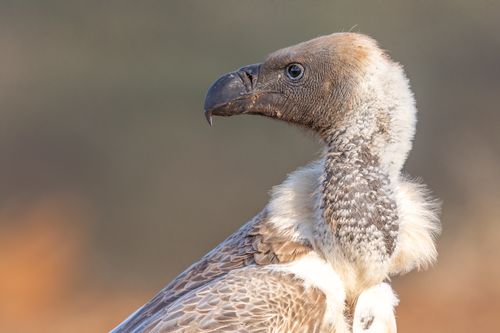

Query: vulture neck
[{"left": 317, "top": 130, "right": 399, "bottom": 291}]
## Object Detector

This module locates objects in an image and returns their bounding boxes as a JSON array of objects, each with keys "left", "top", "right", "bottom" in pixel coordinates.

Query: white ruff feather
[
  {"left": 267, "top": 161, "right": 322, "bottom": 243},
  {"left": 272, "top": 253, "right": 350, "bottom": 333},
  {"left": 353, "top": 283, "right": 399, "bottom": 333},
  {"left": 390, "top": 178, "right": 441, "bottom": 274},
  {"left": 267, "top": 162, "right": 440, "bottom": 281}
]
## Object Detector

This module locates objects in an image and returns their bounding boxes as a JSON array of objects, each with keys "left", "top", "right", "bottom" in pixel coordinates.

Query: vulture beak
[{"left": 203, "top": 64, "right": 262, "bottom": 126}]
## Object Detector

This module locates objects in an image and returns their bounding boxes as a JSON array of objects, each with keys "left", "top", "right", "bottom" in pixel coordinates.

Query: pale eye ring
[{"left": 285, "top": 63, "right": 304, "bottom": 80}]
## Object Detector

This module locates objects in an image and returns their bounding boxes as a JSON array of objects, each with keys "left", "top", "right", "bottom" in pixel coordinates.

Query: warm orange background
[{"left": 1, "top": 1, "right": 499, "bottom": 332}]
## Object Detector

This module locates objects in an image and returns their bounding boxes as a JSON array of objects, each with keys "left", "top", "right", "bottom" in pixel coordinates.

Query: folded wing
[{"left": 143, "top": 266, "right": 327, "bottom": 333}]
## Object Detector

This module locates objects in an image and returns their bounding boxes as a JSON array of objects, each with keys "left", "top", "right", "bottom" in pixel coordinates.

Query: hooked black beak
[{"left": 204, "top": 64, "right": 261, "bottom": 126}]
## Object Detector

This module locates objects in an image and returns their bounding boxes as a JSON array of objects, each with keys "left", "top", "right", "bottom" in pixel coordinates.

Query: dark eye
[{"left": 285, "top": 63, "right": 304, "bottom": 80}]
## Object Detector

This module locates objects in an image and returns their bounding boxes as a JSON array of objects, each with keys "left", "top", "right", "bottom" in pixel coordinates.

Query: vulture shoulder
[
  {"left": 112, "top": 210, "right": 313, "bottom": 333},
  {"left": 141, "top": 262, "right": 341, "bottom": 333}
]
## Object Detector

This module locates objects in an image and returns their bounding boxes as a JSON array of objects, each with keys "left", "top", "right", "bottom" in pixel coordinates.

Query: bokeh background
[{"left": 1, "top": 1, "right": 499, "bottom": 332}]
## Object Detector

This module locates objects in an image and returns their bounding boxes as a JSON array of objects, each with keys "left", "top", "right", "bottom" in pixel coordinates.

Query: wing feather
[
  {"left": 112, "top": 210, "right": 312, "bottom": 333},
  {"left": 144, "top": 266, "right": 327, "bottom": 333}
]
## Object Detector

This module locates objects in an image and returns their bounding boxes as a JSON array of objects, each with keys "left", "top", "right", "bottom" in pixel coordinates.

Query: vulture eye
[{"left": 285, "top": 63, "right": 304, "bottom": 80}]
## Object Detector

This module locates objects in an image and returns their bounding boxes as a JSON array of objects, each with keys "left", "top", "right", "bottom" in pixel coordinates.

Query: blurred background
[{"left": 0, "top": 1, "right": 499, "bottom": 332}]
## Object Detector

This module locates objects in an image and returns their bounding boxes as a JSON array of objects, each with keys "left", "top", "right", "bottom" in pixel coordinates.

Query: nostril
[
  {"left": 236, "top": 71, "right": 251, "bottom": 92},
  {"left": 238, "top": 64, "right": 260, "bottom": 91},
  {"left": 243, "top": 71, "right": 254, "bottom": 88}
]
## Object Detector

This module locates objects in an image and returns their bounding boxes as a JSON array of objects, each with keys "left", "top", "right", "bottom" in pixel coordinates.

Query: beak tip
[{"left": 204, "top": 110, "right": 213, "bottom": 126}]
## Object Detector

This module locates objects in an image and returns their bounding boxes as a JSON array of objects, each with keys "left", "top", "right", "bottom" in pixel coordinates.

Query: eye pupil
[{"left": 286, "top": 63, "right": 304, "bottom": 80}]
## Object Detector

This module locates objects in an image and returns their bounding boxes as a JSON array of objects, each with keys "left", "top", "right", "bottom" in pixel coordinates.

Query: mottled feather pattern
[
  {"left": 115, "top": 211, "right": 313, "bottom": 332},
  {"left": 321, "top": 136, "right": 399, "bottom": 263},
  {"left": 145, "top": 267, "right": 327, "bottom": 333},
  {"left": 250, "top": 212, "right": 313, "bottom": 265}
]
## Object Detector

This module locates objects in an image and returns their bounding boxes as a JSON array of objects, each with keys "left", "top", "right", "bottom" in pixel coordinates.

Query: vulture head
[{"left": 205, "top": 33, "right": 417, "bottom": 175}]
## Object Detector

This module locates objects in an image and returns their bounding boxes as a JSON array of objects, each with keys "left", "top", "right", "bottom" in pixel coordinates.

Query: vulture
[{"left": 111, "top": 32, "right": 440, "bottom": 333}]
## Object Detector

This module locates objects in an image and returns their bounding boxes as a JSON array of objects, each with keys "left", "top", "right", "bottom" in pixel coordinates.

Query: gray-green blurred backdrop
[{"left": 0, "top": 1, "right": 499, "bottom": 332}]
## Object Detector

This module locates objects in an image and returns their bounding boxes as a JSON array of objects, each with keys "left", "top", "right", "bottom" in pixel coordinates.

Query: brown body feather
[
  {"left": 116, "top": 211, "right": 313, "bottom": 332},
  {"left": 144, "top": 268, "right": 326, "bottom": 333}
]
